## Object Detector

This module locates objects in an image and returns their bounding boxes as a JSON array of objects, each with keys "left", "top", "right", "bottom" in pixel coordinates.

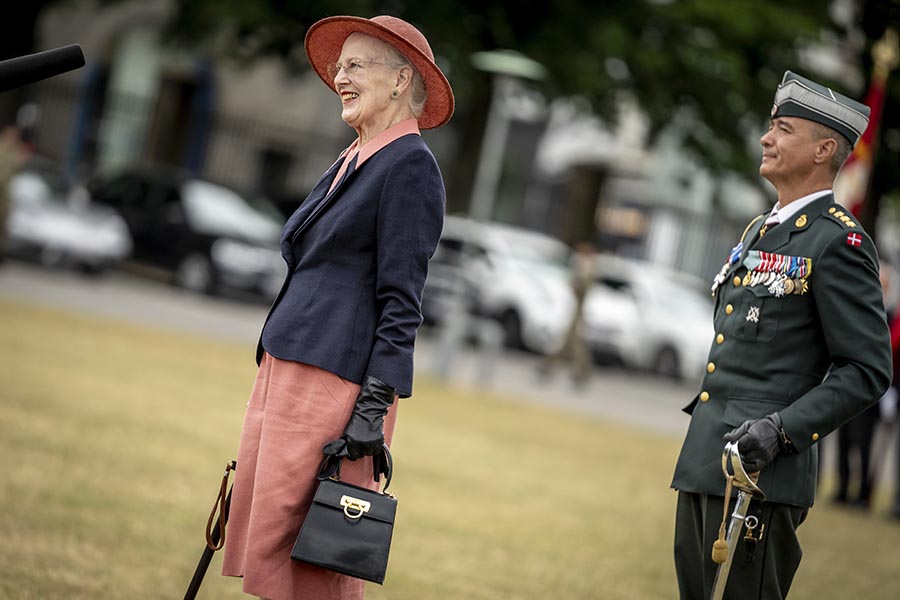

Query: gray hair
[
  {"left": 811, "top": 122, "right": 853, "bottom": 175},
  {"left": 382, "top": 45, "right": 427, "bottom": 118}
]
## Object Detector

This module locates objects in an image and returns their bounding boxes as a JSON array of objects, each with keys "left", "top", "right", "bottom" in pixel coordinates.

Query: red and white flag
[{"left": 834, "top": 30, "right": 897, "bottom": 217}]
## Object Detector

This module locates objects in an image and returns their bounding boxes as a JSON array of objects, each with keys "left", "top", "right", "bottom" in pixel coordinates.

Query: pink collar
[{"left": 340, "top": 118, "right": 421, "bottom": 168}]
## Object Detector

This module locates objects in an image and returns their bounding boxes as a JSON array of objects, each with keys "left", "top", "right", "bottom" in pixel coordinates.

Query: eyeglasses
[{"left": 326, "top": 59, "right": 388, "bottom": 79}]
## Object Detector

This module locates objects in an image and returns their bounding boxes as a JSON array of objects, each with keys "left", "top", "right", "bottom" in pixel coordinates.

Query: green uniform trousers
[{"left": 674, "top": 491, "right": 808, "bottom": 600}]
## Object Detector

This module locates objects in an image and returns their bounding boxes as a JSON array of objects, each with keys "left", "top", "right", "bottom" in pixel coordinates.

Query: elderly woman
[{"left": 221, "top": 15, "right": 453, "bottom": 600}]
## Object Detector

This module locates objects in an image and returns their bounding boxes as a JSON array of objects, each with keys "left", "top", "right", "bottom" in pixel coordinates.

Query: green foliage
[{"left": 167, "top": 0, "right": 835, "bottom": 177}]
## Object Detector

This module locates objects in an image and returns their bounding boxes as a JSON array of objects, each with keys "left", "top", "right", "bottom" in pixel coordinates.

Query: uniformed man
[{"left": 671, "top": 71, "right": 893, "bottom": 599}]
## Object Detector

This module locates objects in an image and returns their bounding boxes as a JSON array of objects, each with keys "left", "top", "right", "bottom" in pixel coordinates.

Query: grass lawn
[{"left": 1, "top": 297, "right": 898, "bottom": 599}]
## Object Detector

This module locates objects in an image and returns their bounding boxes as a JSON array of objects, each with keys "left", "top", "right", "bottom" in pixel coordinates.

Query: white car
[
  {"left": 422, "top": 215, "right": 575, "bottom": 353},
  {"left": 5, "top": 162, "right": 132, "bottom": 273},
  {"left": 581, "top": 256, "right": 714, "bottom": 381}
]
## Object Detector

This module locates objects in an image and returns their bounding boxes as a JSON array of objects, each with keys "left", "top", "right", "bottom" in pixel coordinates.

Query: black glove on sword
[
  {"left": 722, "top": 412, "right": 794, "bottom": 473},
  {"left": 323, "top": 375, "right": 395, "bottom": 471}
]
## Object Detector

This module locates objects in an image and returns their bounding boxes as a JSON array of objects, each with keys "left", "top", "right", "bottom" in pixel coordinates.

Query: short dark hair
[{"left": 811, "top": 122, "right": 853, "bottom": 174}]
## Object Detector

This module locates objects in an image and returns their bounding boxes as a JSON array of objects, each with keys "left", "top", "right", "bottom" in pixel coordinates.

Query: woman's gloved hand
[{"left": 323, "top": 376, "right": 395, "bottom": 461}]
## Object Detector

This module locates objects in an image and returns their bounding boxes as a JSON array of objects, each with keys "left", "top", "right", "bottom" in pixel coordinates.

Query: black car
[{"left": 91, "top": 168, "right": 287, "bottom": 298}]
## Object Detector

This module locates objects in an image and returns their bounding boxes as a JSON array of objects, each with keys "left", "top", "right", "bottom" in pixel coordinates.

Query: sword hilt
[
  {"left": 711, "top": 442, "right": 765, "bottom": 565},
  {"left": 723, "top": 441, "right": 764, "bottom": 497}
]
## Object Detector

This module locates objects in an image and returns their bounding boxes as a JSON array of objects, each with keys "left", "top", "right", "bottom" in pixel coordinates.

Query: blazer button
[
  {"left": 812, "top": 433, "right": 819, "bottom": 441},
  {"left": 733, "top": 276, "right": 742, "bottom": 287},
  {"left": 725, "top": 304, "right": 734, "bottom": 315},
  {"left": 716, "top": 334, "right": 725, "bottom": 344},
  {"left": 700, "top": 391, "right": 710, "bottom": 402},
  {"left": 707, "top": 362, "right": 716, "bottom": 373}
]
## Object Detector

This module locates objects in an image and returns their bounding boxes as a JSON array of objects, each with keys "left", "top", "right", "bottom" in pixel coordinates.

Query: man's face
[{"left": 758, "top": 116, "right": 820, "bottom": 185}]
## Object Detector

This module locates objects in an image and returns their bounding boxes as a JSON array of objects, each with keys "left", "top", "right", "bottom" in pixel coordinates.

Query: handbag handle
[
  {"left": 318, "top": 444, "right": 393, "bottom": 493},
  {"left": 205, "top": 460, "right": 236, "bottom": 551}
]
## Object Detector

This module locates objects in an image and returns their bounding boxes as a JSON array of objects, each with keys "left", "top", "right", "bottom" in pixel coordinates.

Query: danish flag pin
[{"left": 847, "top": 232, "right": 862, "bottom": 247}]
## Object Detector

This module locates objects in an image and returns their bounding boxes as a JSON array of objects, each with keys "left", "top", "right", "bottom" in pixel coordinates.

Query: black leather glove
[
  {"left": 722, "top": 413, "right": 793, "bottom": 472},
  {"left": 323, "top": 375, "right": 395, "bottom": 462}
]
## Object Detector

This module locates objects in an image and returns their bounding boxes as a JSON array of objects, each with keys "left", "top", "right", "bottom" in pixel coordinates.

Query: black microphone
[{"left": 0, "top": 44, "right": 86, "bottom": 94}]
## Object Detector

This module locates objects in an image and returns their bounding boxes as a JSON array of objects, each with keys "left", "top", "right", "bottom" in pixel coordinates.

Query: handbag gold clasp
[{"left": 340, "top": 495, "right": 371, "bottom": 519}]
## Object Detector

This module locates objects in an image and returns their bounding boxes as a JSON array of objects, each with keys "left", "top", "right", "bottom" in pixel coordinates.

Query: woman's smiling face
[{"left": 333, "top": 34, "right": 397, "bottom": 131}]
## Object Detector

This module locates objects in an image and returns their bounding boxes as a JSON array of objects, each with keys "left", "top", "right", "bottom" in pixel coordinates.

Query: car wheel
[
  {"left": 175, "top": 254, "right": 216, "bottom": 295},
  {"left": 39, "top": 245, "right": 64, "bottom": 268},
  {"left": 79, "top": 262, "right": 107, "bottom": 277},
  {"left": 654, "top": 346, "right": 681, "bottom": 380},
  {"left": 500, "top": 309, "right": 523, "bottom": 350}
]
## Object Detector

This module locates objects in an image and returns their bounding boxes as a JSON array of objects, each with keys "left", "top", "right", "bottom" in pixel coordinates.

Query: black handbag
[{"left": 290, "top": 446, "right": 397, "bottom": 584}]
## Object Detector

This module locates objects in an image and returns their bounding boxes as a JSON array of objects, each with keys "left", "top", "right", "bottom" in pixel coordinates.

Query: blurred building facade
[
  {"left": 479, "top": 89, "right": 769, "bottom": 281},
  {"left": 17, "top": 0, "right": 768, "bottom": 283},
  {"left": 27, "top": 0, "right": 357, "bottom": 215}
]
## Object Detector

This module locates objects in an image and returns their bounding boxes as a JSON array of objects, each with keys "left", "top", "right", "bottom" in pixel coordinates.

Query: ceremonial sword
[{"left": 710, "top": 441, "right": 765, "bottom": 600}]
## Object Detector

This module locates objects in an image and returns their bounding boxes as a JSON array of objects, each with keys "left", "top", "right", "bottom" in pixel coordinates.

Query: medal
[
  {"left": 783, "top": 278, "right": 795, "bottom": 294},
  {"left": 729, "top": 242, "right": 744, "bottom": 266},
  {"left": 711, "top": 263, "right": 729, "bottom": 294},
  {"left": 748, "top": 271, "right": 758, "bottom": 287},
  {"left": 768, "top": 276, "right": 786, "bottom": 297},
  {"left": 743, "top": 251, "right": 761, "bottom": 272}
]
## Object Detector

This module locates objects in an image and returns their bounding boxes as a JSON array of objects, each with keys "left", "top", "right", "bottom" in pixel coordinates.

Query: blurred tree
[
  {"left": 14, "top": 1, "right": 893, "bottom": 217},
  {"left": 0, "top": 0, "right": 126, "bottom": 125},
  {"left": 165, "top": 0, "right": 841, "bottom": 178}
]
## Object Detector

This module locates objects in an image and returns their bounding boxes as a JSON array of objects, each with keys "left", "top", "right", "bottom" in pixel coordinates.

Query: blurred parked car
[
  {"left": 581, "top": 256, "right": 714, "bottom": 381},
  {"left": 5, "top": 159, "right": 132, "bottom": 273},
  {"left": 422, "top": 215, "right": 575, "bottom": 353},
  {"left": 90, "top": 168, "right": 286, "bottom": 298}
]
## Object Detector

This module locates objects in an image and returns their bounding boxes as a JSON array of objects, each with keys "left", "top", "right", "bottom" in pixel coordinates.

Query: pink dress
[{"left": 222, "top": 353, "right": 398, "bottom": 600}]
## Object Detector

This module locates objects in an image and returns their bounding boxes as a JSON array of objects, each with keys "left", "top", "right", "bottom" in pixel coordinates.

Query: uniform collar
[{"left": 769, "top": 189, "right": 832, "bottom": 224}]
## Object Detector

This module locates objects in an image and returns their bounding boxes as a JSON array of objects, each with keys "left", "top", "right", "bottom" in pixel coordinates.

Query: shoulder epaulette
[{"left": 823, "top": 205, "right": 858, "bottom": 229}]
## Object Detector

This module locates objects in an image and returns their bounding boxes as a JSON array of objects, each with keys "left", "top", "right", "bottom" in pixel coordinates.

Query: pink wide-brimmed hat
[{"left": 304, "top": 15, "right": 455, "bottom": 129}]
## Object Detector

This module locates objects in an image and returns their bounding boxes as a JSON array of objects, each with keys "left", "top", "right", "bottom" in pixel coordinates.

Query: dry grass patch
[{"left": 1, "top": 298, "right": 898, "bottom": 599}]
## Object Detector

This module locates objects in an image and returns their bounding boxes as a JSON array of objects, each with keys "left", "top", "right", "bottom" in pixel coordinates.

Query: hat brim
[{"left": 305, "top": 16, "right": 454, "bottom": 130}]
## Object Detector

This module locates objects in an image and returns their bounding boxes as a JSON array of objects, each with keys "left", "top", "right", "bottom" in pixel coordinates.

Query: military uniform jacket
[{"left": 671, "top": 194, "right": 892, "bottom": 507}]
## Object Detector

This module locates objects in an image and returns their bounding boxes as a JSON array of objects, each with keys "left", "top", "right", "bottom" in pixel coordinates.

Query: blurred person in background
[
  {"left": 0, "top": 125, "right": 30, "bottom": 263},
  {"left": 220, "top": 15, "right": 453, "bottom": 600},
  {"left": 538, "top": 240, "right": 597, "bottom": 385},
  {"left": 671, "top": 71, "right": 892, "bottom": 600}
]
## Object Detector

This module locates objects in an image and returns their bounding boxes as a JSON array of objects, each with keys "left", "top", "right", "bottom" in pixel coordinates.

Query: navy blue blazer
[{"left": 258, "top": 133, "right": 445, "bottom": 397}]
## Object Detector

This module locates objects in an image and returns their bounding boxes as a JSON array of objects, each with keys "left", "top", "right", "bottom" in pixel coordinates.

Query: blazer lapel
[
  {"left": 292, "top": 153, "right": 360, "bottom": 243},
  {"left": 281, "top": 157, "right": 345, "bottom": 261}
]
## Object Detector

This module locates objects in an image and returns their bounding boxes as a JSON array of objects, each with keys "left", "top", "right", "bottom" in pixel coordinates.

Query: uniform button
[
  {"left": 725, "top": 304, "right": 734, "bottom": 315},
  {"left": 812, "top": 433, "right": 819, "bottom": 441},
  {"left": 707, "top": 362, "right": 716, "bottom": 373},
  {"left": 733, "top": 276, "right": 742, "bottom": 286},
  {"left": 700, "top": 391, "right": 709, "bottom": 402},
  {"left": 716, "top": 334, "right": 724, "bottom": 344}
]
